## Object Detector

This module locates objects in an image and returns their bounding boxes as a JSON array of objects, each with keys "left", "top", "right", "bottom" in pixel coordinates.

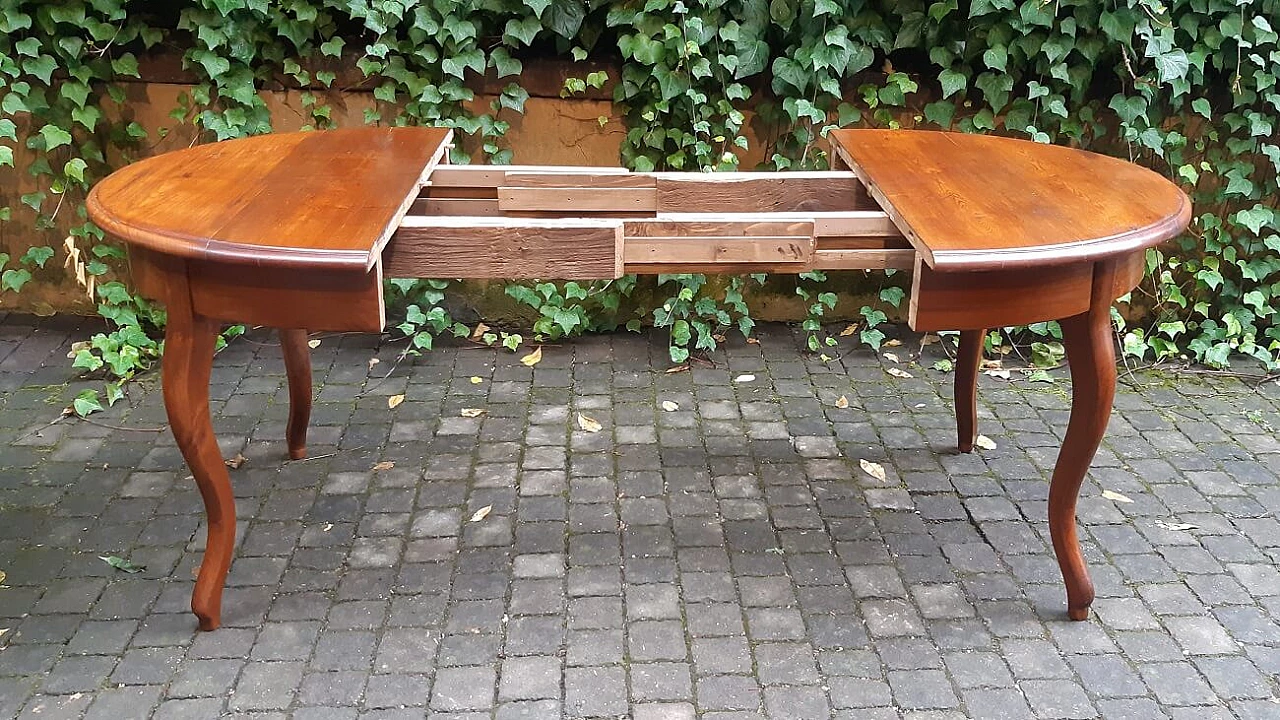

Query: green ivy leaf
[
  {"left": 938, "top": 68, "right": 967, "bottom": 98},
  {"left": 2, "top": 268, "right": 33, "bottom": 293}
]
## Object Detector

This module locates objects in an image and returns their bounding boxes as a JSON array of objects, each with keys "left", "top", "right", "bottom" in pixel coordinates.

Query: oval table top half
[
  {"left": 829, "top": 129, "right": 1192, "bottom": 271},
  {"left": 86, "top": 126, "right": 453, "bottom": 271},
  {"left": 87, "top": 126, "right": 1191, "bottom": 275}
]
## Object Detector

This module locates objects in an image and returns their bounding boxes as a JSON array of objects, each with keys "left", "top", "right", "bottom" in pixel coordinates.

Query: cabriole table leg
[
  {"left": 279, "top": 328, "right": 313, "bottom": 460},
  {"left": 1048, "top": 261, "right": 1119, "bottom": 620},
  {"left": 954, "top": 328, "right": 985, "bottom": 453},
  {"left": 163, "top": 308, "right": 235, "bottom": 631}
]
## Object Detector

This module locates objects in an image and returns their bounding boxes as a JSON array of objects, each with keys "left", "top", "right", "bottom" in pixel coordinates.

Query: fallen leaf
[
  {"left": 920, "top": 333, "right": 940, "bottom": 346},
  {"left": 839, "top": 324, "right": 858, "bottom": 337},
  {"left": 1155, "top": 520, "right": 1197, "bottom": 531},
  {"left": 469, "top": 505, "right": 492, "bottom": 522},
  {"left": 307, "top": 339, "right": 321, "bottom": 349},
  {"left": 461, "top": 408, "right": 486, "bottom": 418},
  {"left": 520, "top": 347, "right": 543, "bottom": 367},
  {"left": 1101, "top": 489, "right": 1134, "bottom": 503},
  {"left": 367, "top": 357, "right": 381, "bottom": 371},
  {"left": 981, "top": 359, "right": 1003, "bottom": 369},
  {"left": 984, "top": 369, "right": 1013, "bottom": 380},
  {"left": 471, "top": 322, "right": 490, "bottom": 340},
  {"left": 932, "top": 359, "right": 954, "bottom": 372},
  {"left": 224, "top": 453, "right": 247, "bottom": 469},
  {"left": 372, "top": 461, "right": 395, "bottom": 471},
  {"left": 712, "top": 333, "right": 727, "bottom": 343},
  {"left": 0, "top": 628, "right": 8, "bottom": 638},
  {"left": 883, "top": 352, "right": 900, "bottom": 363},
  {"left": 765, "top": 547, "right": 785, "bottom": 555},
  {"left": 665, "top": 365, "right": 690, "bottom": 374},
  {"left": 734, "top": 374, "right": 756, "bottom": 383},
  {"left": 0, "top": 569, "right": 6, "bottom": 584},
  {"left": 388, "top": 394, "right": 405, "bottom": 409},
  {"left": 887, "top": 367, "right": 913, "bottom": 378},
  {"left": 577, "top": 413, "right": 602, "bottom": 433},
  {"left": 974, "top": 435, "right": 997, "bottom": 450},
  {"left": 859, "top": 459, "right": 887, "bottom": 482},
  {"left": 834, "top": 395, "right": 849, "bottom": 409},
  {"left": 100, "top": 555, "right": 145, "bottom": 574},
  {"left": 884, "top": 339, "right": 902, "bottom": 347},
  {"left": 745, "top": 337, "right": 760, "bottom": 345},
  {"left": 819, "top": 353, "right": 832, "bottom": 363},
  {"left": 470, "top": 376, "right": 483, "bottom": 384},
  {"left": 661, "top": 400, "right": 680, "bottom": 412}
]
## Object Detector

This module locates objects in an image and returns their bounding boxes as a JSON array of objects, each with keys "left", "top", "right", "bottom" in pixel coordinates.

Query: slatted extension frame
[{"left": 384, "top": 161, "right": 915, "bottom": 281}]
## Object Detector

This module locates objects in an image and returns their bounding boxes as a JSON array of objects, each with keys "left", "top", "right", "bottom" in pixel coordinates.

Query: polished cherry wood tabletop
[
  {"left": 87, "top": 127, "right": 452, "bottom": 271},
  {"left": 830, "top": 129, "right": 1192, "bottom": 271}
]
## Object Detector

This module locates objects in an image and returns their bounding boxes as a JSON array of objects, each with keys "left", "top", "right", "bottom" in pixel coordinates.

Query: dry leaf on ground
[
  {"left": 471, "top": 322, "right": 490, "bottom": 340},
  {"left": 372, "top": 461, "right": 395, "bottom": 471},
  {"left": 469, "top": 376, "right": 483, "bottom": 384},
  {"left": 920, "top": 334, "right": 940, "bottom": 346},
  {"left": 469, "top": 505, "right": 493, "bottom": 522},
  {"left": 368, "top": 357, "right": 380, "bottom": 371},
  {"left": 883, "top": 352, "right": 900, "bottom": 363},
  {"left": 0, "top": 570, "right": 6, "bottom": 585},
  {"left": 388, "top": 394, "right": 405, "bottom": 409},
  {"left": 734, "top": 374, "right": 756, "bottom": 383},
  {"left": 1155, "top": 520, "right": 1197, "bottom": 531},
  {"left": 859, "top": 459, "right": 887, "bottom": 482},
  {"left": 984, "top": 369, "right": 1013, "bottom": 380},
  {"left": 835, "top": 396, "right": 849, "bottom": 409},
  {"left": 661, "top": 400, "right": 679, "bottom": 412},
  {"left": 884, "top": 339, "right": 902, "bottom": 347},
  {"left": 100, "top": 555, "right": 145, "bottom": 573},
  {"left": 577, "top": 413, "right": 602, "bottom": 433},
  {"left": 307, "top": 339, "right": 321, "bottom": 349},
  {"left": 520, "top": 347, "right": 543, "bottom": 366},
  {"left": 224, "top": 453, "right": 247, "bottom": 469},
  {"left": 1101, "top": 489, "right": 1134, "bottom": 503},
  {"left": 974, "top": 435, "right": 997, "bottom": 450},
  {"left": 461, "top": 408, "right": 486, "bottom": 418},
  {"left": 746, "top": 337, "right": 760, "bottom": 345},
  {"left": 887, "top": 367, "right": 913, "bottom": 378},
  {"left": 839, "top": 324, "right": 858, "bottom": 337}
]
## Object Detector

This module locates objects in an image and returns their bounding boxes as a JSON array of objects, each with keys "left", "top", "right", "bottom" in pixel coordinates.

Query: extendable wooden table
[{"left": 87, "top": 127, "right": 1190, "bottom": 630}]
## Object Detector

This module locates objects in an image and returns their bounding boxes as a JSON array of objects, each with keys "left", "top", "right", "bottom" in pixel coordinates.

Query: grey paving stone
[{"left": 6, "top": 320, "right": 1280, "bottom": 720}]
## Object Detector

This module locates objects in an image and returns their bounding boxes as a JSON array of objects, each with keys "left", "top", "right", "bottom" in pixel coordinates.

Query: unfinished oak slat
[
  {"left": 655, "top": 173, "right": 874, "bottom": 213},
  {"left": 409, "top": 198, "right": 502, "bottom": 216},
  {"left": 498, "top": 187, "right": 658, "bottom": 213},
  {"left": 624, "top": 219, "right": 812, "bottom": 238},
  {"left": 385, "top": 217, "right": 623, "bottom": 279},
  {"left": 816, "top": 236, "right": 914, "bottom": 251},
  {"left": 811, "top": 249, "right": 916, "bottom": 271},
  {"left": 625, "top": 237, "right": 815, "bottom": 265},
  {"left": 652, "top": 211, "right": 899, "bottom": 238},
  {"left": 428, "top": 165, "right": 630, "bottom": 188},
  {"left": 503, "top": 172, "right": 657, "bottom": 189}
]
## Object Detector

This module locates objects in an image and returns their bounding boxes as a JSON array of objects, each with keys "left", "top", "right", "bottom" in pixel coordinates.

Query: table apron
[{"left": 908, "top": 249, "right": 1144, "bottom": 331}]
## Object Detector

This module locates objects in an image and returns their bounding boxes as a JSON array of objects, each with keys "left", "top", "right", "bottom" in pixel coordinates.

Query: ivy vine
[{"left": 1, "top": 0, "right": 1277, "bottom": 415}]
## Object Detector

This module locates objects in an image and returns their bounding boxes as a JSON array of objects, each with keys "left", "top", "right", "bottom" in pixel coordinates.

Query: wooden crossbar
[{"left": 390, "top": 165, "right": 917, "bottom": 276}]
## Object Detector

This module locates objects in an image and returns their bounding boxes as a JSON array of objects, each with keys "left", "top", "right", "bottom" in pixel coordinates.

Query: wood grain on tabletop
[
  {"left": 829, "top": 129, "right": 1191, "bottom": 271},
  {"left": 87, "top": 127, "right": 452, "bottom": 270}
]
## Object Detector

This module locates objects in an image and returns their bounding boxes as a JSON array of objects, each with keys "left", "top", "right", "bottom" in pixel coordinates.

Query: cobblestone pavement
[{"left": 1, "top": 312, "right": 1279, "bottom": 720}]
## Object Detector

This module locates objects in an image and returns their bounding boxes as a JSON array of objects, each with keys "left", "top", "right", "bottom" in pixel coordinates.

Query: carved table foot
[
  {"left": 163, "top": 308, "right": 234, "bottom": 631},
  {"left": 954, "top": 328, "right": 985, "bottom": 453},
  {"left": 279, "top": 328, "right": 313, "bottom": 460},
  {"left": 1048, "top": 263, "right": 1118, "bottom": 620}
]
